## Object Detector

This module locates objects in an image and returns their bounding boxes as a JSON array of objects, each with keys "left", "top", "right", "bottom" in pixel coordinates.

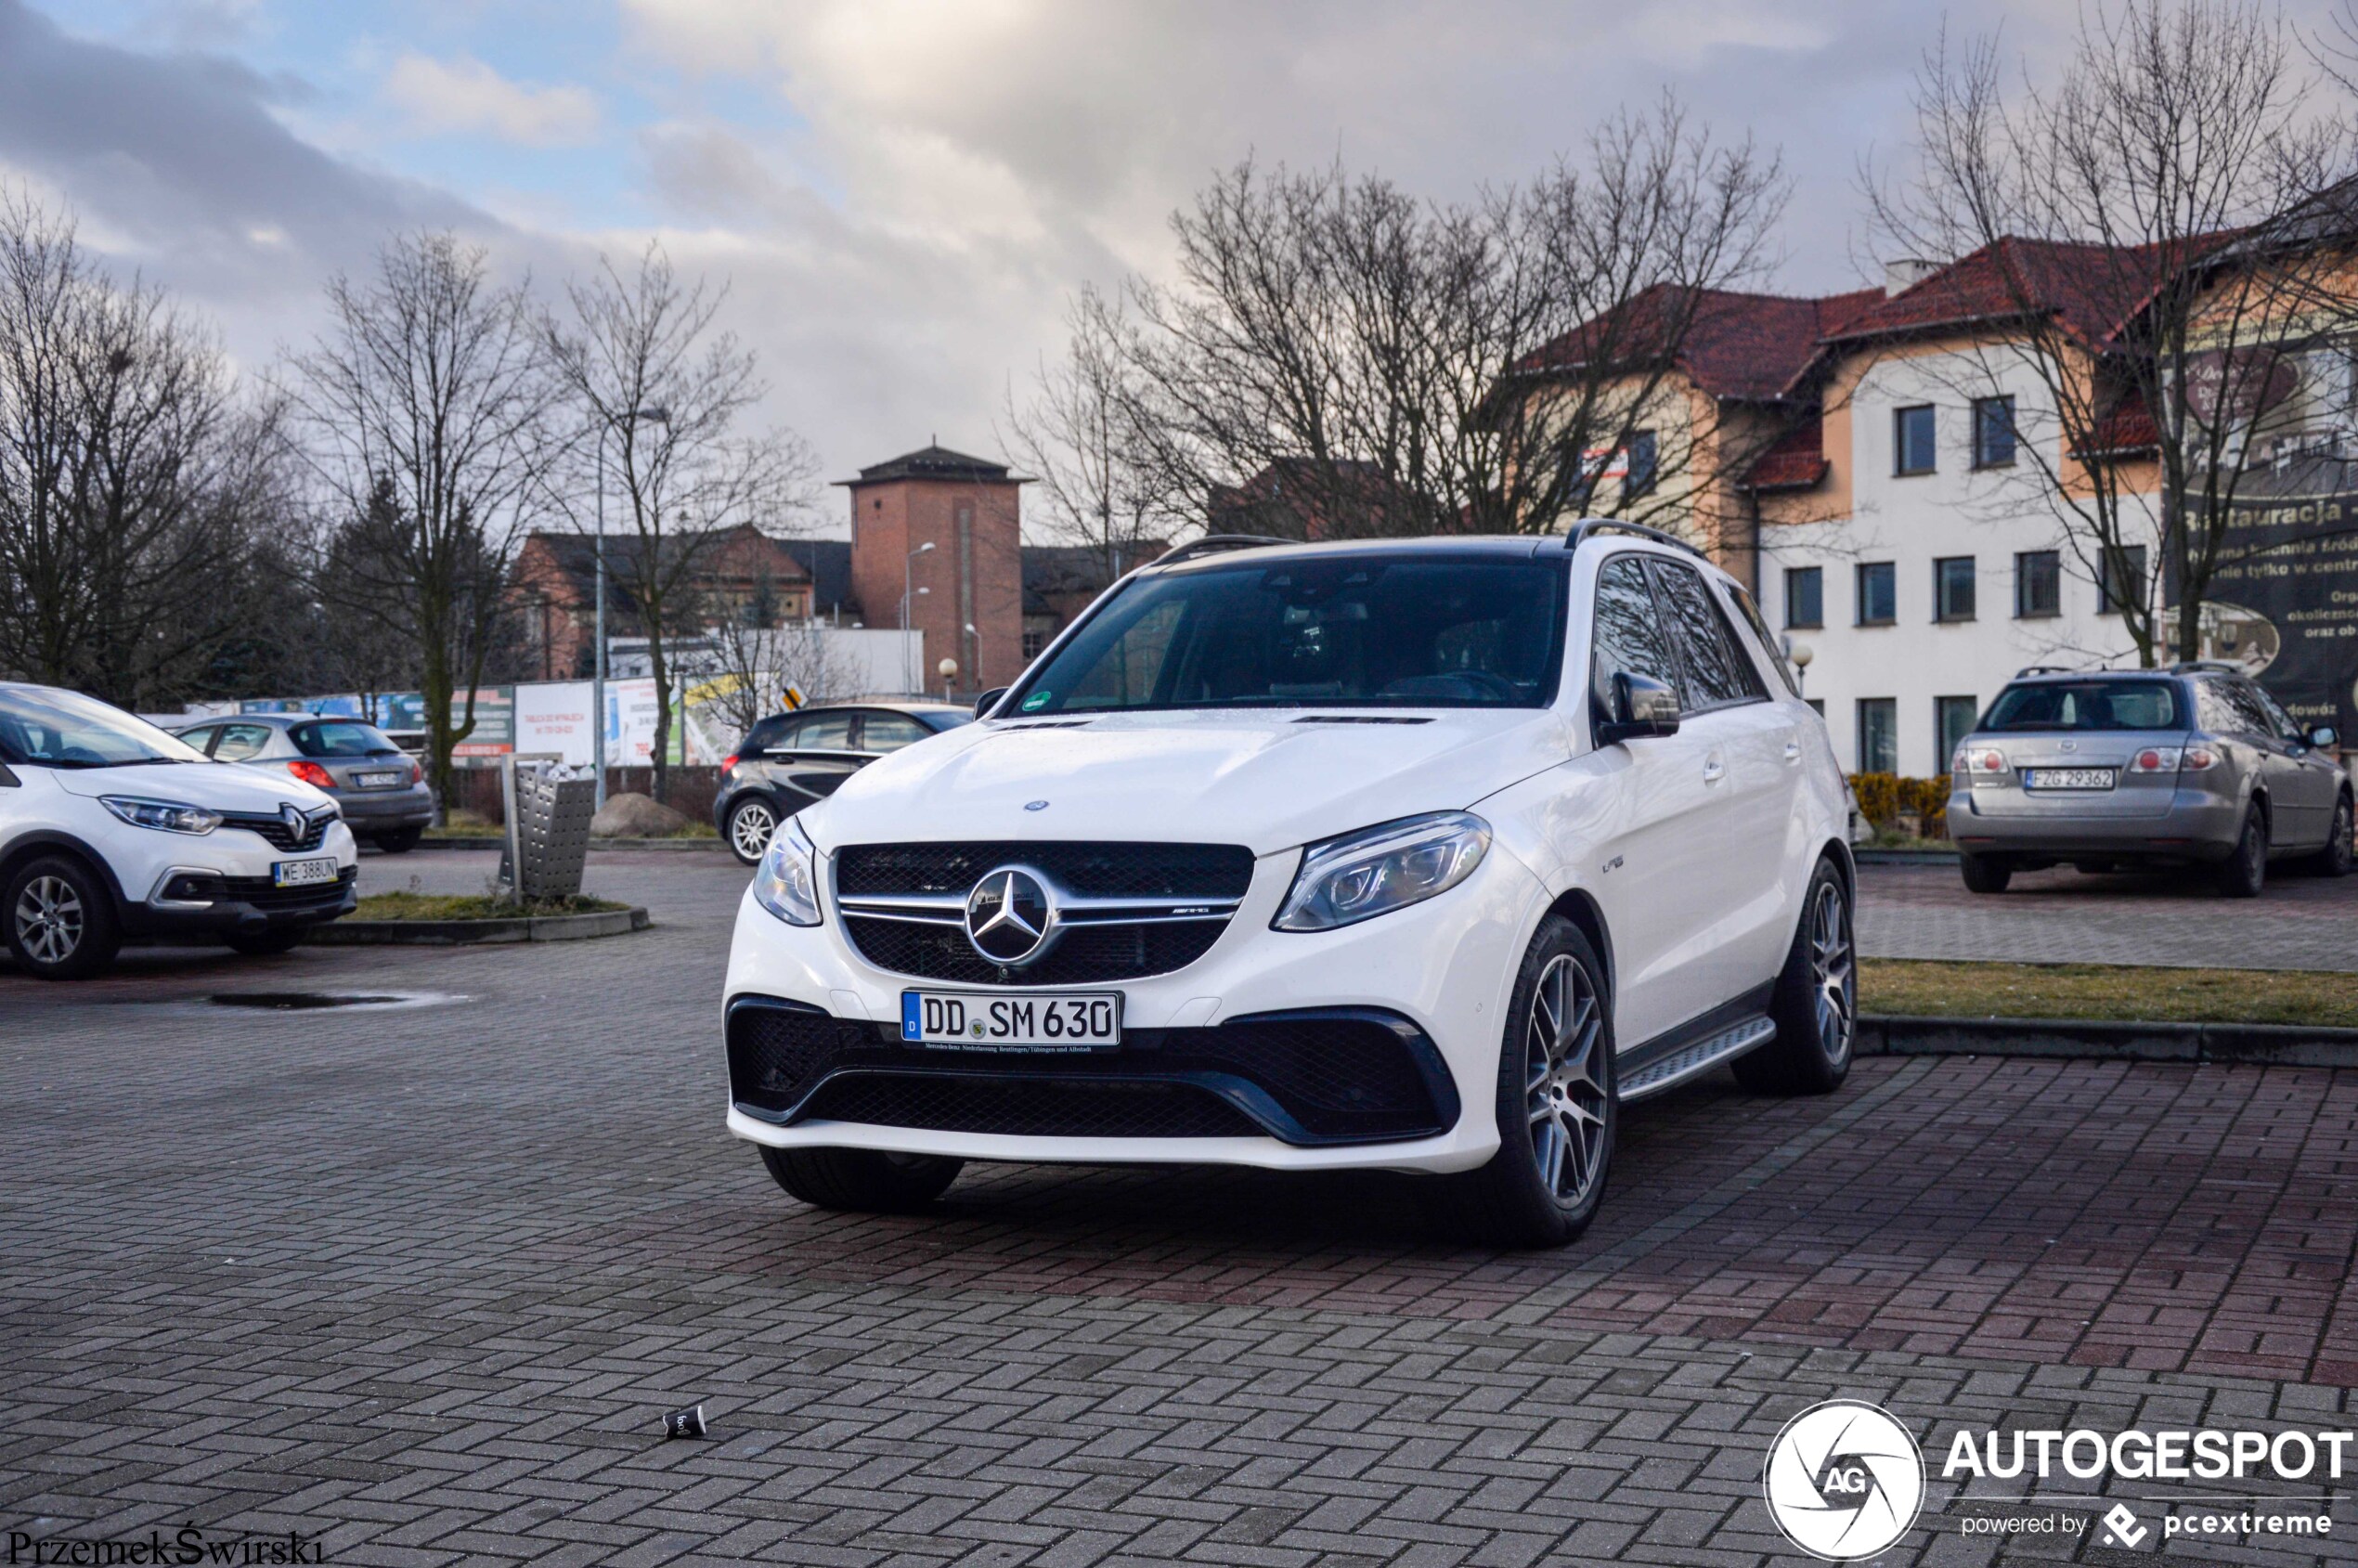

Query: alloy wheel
[
  {"left": 14, "top": 875, "right": 84, "bottom": 966},
  {"left": 1808, "top": 880, "right": 1855, "bottom": 1066},
  {"left": 730, "top": 800, "right": 779, "bottom": 862},
  {"left": 1524, "top": 953, "right": 1608, "bottom": 1207}
]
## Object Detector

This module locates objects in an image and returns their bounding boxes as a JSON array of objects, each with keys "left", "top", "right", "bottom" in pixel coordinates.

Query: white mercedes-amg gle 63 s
[{"left": 721, "top": 525, "right": 1857, "bottom": 1246}]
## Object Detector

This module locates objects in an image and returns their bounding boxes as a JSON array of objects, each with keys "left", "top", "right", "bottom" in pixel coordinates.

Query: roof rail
[
  {"left": 2013, "top": 665, "right": 2079, "bottom": 678},
  {"left": 1153, "top": 534, "right": 1296, "bottom": 567},
  {"left": 1558, "top": 518, "right": 1708, "bottom": 561},
  {"left": 2169, "top": 660, "right": 2244, "bottom": 675}
]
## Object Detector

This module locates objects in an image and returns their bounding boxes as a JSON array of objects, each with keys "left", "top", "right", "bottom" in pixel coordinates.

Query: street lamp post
[
  {"left": 591, "top": 406, "right": 668, "bottom": 811},
  {"left": 902, "top": 540, "right": 935, "bottom": 694}
]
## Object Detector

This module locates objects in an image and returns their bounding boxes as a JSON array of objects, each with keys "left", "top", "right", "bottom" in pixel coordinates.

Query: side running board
[{"left": 1618, "top": 1016, "right": 1777, "bottom": 1102}]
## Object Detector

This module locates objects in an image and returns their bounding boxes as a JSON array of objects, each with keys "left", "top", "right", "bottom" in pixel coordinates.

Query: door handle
[
  {"left": 1782, "top": 741, "right": 1802, "bottom": 764},
  {"left": 1703, "top": 756, "right": 1726, "bottom": 784}
]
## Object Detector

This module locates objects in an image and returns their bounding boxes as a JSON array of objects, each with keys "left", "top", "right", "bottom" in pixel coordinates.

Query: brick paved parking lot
[
  {"left": 5, "top": 849, "right": 2357, "bottom": 1563},
  {"left": 1859, "top": 858, "right": 2358, "bottom": 971}
]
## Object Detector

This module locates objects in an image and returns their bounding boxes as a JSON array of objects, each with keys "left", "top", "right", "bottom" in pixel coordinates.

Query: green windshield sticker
[{"left": 1020, "top": 692, "right": 1051, "bottom": 711}]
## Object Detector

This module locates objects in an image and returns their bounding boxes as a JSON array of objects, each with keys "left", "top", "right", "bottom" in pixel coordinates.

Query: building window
[
  {"left": 2015, "top": 551, "right": 2061, "bottom": 618},
  {"left": 1806, "top": 697, "right": 1825, "bottom": 719},
  {"left": 1934, "top": 556, "right": 1976, "bottom": 622},
  {"left": 2098, "top": 545, "right": 2149, "bottom": 616},
  {"left": 1895, "top": 405, "right": 1937, "bottom": 475},
  {"left": 1972, "top": 395, "right": 2016, "bottom": 469},
  {"left": 1624, "top": 430, "right": 1658, "bottom": 499},
  {"left": 1858, "top": 698, "right": 1898, "bottom": 774},
  {"left": 1857, "top": 562, "right": 1897, "bottom": 626},
  {"left": 1784, "top": 566, "right": 1823, "bottom": 628},
  {"left": 1937, "top": 695, "right": 1979, "bottom": 764},
  {"left": 1021, "top": 628, "right": 1047, "bottom": 660}
]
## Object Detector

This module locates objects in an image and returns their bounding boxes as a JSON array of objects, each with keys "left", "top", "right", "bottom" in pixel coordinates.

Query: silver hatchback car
[
  {"left": 1948, "top": 665, "right": 2352, "bottom": 897},
  {"left": 172, "top": 714, "right": 436, "bottom": 853}
]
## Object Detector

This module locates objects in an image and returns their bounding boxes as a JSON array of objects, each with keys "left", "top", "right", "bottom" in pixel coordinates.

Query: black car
[{"left": 714, "top": 702, "right": 973, "bottom": 864}]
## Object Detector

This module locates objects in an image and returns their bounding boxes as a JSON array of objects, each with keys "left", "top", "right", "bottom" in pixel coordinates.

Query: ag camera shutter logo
[{"left": 1764, "top": 1399, "right": 1926, "bottom": 1560}]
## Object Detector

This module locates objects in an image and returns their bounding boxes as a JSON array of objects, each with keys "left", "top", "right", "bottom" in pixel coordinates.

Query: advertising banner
[
  {"left": 513, "top": 681, "right": 596, "bottom": 766},
  {"left": 2200, "top": 456, "right": 2358, "bottom": 739},
  {"left": 603, "top": 678, "right": 662, "bottom": 766},
  {"left": 449, "top": 686, "right": 515, "bottom": 762}
]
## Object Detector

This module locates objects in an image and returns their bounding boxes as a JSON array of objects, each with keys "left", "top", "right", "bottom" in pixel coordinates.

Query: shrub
[{"left": 1848, "top": 771, "right": 1949, "bottom": 838}]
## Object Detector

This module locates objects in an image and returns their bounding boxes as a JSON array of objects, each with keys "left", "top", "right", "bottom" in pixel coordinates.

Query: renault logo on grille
[
  {"left": 965, "top": 867, "right": 1054, "bottom": 965},
  {"left": 281, "top": 803, "right": 305, "bottom": 837}
]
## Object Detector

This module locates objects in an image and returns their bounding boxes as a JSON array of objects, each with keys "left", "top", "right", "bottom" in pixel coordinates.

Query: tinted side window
[
  {"left": 1717, "top": 582, "right": 1790, "bottom": 698},
  {"left": 1590, "top": 557, "right": 1681, "bottom": 707},
  {"left": 176, "top": 726, "right": 220, "bottom": 756},
  {"left": 214, "top": 723, "right": 272, "bottom": 761},
  {"left": 1650, "top": 560, "right": 1761, "bottom": 710},
  {"left": 792, "top": 712, "right": 857, "bottom": 750},
  {"left": 2248, "top": 683, "right": 2302, "bottom": 742},
  {"left": 860, "top": 713, "right": 932, "bottom": 753},
  {"left": 743, "top": 717, "right": 789, "bottom": 752}
]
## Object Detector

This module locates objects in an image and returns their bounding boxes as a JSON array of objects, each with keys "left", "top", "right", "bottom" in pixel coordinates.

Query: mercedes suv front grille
[{"left": 834, "top": 840, "right": 1253, "bottom": 984}]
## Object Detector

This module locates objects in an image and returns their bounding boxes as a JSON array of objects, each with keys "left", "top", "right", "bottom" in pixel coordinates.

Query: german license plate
[
  {"left": 272, "top": 857, "right": 339, "bottom": 888},
  {"left": 2025, "top": 768, "right": 2116, "bottom": 790},
  {"left": 900, "top": 990, "right": 1121, "bottom": 1051},
  {"left": 353, "top": 771, "right": 404, "bottom": 788}
]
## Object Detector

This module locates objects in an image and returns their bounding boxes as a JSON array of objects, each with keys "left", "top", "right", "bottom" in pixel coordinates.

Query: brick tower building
[{"left": 841, "top": 444, "right": 1026, "bottom": 696}]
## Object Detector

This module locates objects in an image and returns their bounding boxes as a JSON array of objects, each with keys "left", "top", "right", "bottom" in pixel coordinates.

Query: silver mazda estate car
[{"left": 1948, "top": 665, "right": 2350, "bottom": 896}]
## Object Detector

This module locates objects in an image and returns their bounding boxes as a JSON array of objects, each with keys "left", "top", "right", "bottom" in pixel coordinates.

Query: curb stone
[
  {"left": 1859, "top": 1012, "right": 2358, "bottom": 1067},
  {"left": 306, "top": 906, "right": 653, "bottom": 946}
]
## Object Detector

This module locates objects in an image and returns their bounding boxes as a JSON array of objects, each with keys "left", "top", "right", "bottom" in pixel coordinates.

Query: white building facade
[{"left": 1759, "top": 348, "right": 2159, "bottom": 777}]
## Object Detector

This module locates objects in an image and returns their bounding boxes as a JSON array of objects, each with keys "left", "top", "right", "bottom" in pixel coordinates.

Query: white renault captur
[
  {"left": 723, "top": 526, "right": 1856, "bottom": 1245},
  {"left": 1, "top": 683, "right": 356, "bottom": 979}
]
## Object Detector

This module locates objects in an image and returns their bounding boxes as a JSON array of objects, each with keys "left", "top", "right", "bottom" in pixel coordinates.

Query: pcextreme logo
[{"left": 1762, "top": 1400, "right": 1927, "bottom": 1561}]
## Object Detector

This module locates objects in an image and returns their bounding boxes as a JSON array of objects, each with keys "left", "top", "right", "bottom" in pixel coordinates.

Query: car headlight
[
  {"left": 1273, "top": 811, "right": 1490, "bottom": 932},
  {"left": 752, "top": 818, "right": 823, "bottom": 927},
  {"left": 100, "top": 797, "right": 222, "bottom": 836}
]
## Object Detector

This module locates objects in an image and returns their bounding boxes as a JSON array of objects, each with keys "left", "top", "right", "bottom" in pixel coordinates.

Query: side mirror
[
  {"left": 975, "top": 686, "right": 1009, "bottom": 719},
  {"left": 2308, "top": 724, "right": 2340, "bottom": 749},
  {"left": 1598, "top": 671, "right": 1680, "bottom": 746}
]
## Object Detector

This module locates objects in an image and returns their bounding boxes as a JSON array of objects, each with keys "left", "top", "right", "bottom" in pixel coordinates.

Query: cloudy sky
[{"left": 1, "top": 0, "right": 2338, "bottom": 533}]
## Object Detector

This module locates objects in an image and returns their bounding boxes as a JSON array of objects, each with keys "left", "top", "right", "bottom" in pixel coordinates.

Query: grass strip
[
  {"left": 353, "top": 892, "right": 629, "bottom": 921},
  {"left": 1861, "top": 959, "right": 2358, "bottom": 1028}
]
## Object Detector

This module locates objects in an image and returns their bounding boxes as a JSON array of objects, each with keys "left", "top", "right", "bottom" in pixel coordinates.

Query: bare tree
[
  {"left": 0, "top": 188, "right": 289, "bottom": 706},
  {"left": 702, "top": 612, "right": 857, "bottom": 740},
  {"left": 1001, "top": 288, "right": 1177, "bottom": 577},
  {"left": 1098, "top": 97, "right": 1786, "bottom": 541},
  {"left": 541, "top": 243, "right": 817, "bottom": 802},
  {"left": 1868, "top": 2, "right": 2355, "bottom": 667},
  {"left": 284, "top": 230, "right": 564, "bottom": 804}
]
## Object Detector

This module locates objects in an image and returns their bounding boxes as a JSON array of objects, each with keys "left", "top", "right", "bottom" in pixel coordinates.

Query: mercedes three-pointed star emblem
[{"left": 964, "top": 867, "right": 1055, "bottom": 966}]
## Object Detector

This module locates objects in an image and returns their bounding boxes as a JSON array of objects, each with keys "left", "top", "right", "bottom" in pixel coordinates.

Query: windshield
[
  {"left": 0, "top": 687, "right": 211, "bottom": 767},
  {"left": 1983, "top": 680, "right": 2185, "bottom": 732},
  {"left": 291, "top": 720, "right": 402, "bottom": 758},
  {"left": 1009, "top": 554, "right": 1567, "bottom": 713}
]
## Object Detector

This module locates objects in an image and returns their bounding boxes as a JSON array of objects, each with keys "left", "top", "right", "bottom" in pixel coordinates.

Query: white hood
[
  {"left": 804, "top": 709, "right": 1574, "bottom": 857},
  {"left": 45, "top": 759, "right": 336, "bottom": 815}
]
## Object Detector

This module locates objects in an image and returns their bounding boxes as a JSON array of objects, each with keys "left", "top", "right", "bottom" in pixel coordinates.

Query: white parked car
[
  {"left": 1, "top": 683, "right": 357, "bottom": 979},
  {"left": 722, "top": 527, "right": 1857, "bottom": 1246}
]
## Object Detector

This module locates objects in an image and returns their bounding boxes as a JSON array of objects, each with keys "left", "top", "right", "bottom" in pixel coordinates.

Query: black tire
[
  {"left": 1732, "top": 859, "right": 1856, "bottom": 1096},
  {"left": 2214, "top": 805, "right": 2267, "bottom": 898},
  {"left": 4, "top": 854, "right": 122, "bottom": 980},
  {"left": 759, "top": 1146, "right": 963, "bottom": 1212},
  {"left": 726, "top": 797, "right": 782, "bottom": 867},
  {"left": 1959, "top": 852, "right": 2012, "bottom": 894},
  {"left": 2300, "top": 795, "right": 2352, "bottom": 878},
  {"left": 372, "top": 826, "right": 423, "bottom": 855},
  {"left": 1456, "top": 915, "right": 1616, "bottom": 1249},
  {"left": 227, "top": 926, "right": 307, "bottom": 956}
]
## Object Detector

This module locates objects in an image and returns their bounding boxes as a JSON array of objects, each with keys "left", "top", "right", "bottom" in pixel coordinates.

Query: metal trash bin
[{"left": 498, "top": 756, "right": 596, "bottom": 901}]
